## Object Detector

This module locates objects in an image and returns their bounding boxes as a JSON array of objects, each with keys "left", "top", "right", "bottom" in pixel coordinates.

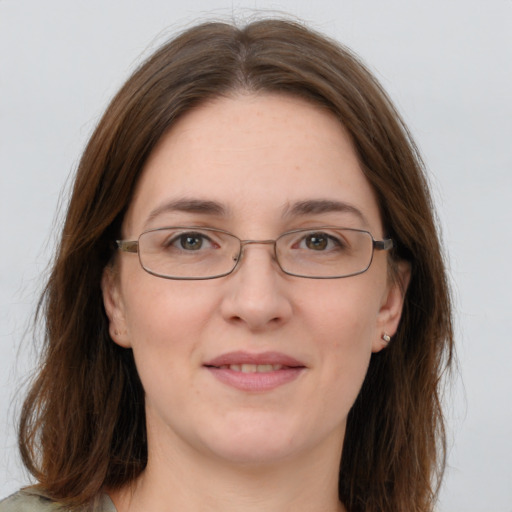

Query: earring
[{"left": 382, "top": 333, "right": 391, "bottom": 343}]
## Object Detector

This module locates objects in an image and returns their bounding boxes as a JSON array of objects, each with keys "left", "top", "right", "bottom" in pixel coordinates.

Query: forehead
[{"left": 123, "top": 93, "right": 382, "bottom": 235}]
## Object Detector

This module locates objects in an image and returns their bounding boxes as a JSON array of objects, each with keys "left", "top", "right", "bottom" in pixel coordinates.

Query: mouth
[
  {"left": 203, "top": 351, "right": 306, "bottom": 392},
  {"left": 215, "top": 363, "right": 286, "bottom": 373}
]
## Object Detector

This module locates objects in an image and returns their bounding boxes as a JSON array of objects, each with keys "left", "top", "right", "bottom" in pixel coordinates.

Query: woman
[{"left": 1, "top": 18, "right": 453, "bottom": 512}]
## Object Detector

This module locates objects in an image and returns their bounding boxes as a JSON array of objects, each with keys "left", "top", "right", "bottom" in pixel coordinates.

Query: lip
[
  {"left": 205, "top": 351, "right": 305, "bottom": 368},
  {"left": 204, "top": 351, "right": 306, "bottom": 392}
]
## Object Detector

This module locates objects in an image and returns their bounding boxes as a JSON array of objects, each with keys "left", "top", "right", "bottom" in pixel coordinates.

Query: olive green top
[{"left": 0, "top": 490, "right": 117, "bottom": 512}]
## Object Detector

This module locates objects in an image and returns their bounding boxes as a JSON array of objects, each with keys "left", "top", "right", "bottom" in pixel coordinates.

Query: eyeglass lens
[{"left": 136, "top": 227, "right": 376, "bottom": 279}]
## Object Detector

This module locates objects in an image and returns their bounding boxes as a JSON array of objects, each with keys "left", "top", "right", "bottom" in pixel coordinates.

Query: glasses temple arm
[
  {"left": 116, "top": 240, "right": 139, "bottom": 253},
  {"left": 373, "top": 238, "right": 394, "bottom": 251}
]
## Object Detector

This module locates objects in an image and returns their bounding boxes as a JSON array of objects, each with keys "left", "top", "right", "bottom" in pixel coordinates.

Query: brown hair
[{"left": 19, "top": 19, "right": 453, "bottom": 512}]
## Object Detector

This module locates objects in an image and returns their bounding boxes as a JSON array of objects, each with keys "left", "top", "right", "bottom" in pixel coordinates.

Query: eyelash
[
  {"left": 164, "top": 231, "right": 219, "bottom": 251},
  {"left": 161, "top": 229, "right": 348, "bottom": 253}
]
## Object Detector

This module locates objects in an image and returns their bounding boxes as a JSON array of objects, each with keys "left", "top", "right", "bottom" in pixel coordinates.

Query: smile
[
  {"left": 204, "top": 351, "right": 306, "bottom": 392},
  {"left": 218, "top": 364, "right": 283, "bottom": 373}
]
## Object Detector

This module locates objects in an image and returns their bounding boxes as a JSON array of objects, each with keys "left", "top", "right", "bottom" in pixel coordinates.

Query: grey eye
[{"left": 179, "top": 234, "right": 205, "bottom": 250}]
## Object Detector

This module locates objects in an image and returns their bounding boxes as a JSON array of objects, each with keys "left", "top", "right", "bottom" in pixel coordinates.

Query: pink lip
[
  {"left": 204, "top": 351, "right": 305, "bottom": 367},
  {"left": 204, "top": 351, "right": 306, "bottom": 392}
]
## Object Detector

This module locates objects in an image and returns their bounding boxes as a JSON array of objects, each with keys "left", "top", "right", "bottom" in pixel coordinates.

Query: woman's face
[{"left": 103, "top": 94, "right": 407, "bottom": 468}]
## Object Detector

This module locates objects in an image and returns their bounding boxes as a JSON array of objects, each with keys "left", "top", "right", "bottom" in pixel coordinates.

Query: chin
[
  {"left": 207, "top": 439, "right": 302, "bottom": 467},
  {"left": 197, "top": 413, "right": 334, "bottom": 467}
]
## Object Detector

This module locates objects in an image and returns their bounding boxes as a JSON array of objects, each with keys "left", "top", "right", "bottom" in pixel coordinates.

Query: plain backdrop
[{"left": 1, "top": 1, "right": 511, "bottom": 511}]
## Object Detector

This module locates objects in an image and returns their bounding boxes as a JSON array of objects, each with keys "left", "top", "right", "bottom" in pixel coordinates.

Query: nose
[{"left": 219, "top": 242, "right": 293, "bottom": 332}]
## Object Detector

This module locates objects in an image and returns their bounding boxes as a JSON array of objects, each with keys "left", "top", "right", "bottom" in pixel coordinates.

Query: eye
[
  {"left": 301, "top": 232, "right": 343, "bottom": 251},
  {"left": 304, "top": 233, "right": 328, "bottom": 250},
  {"left": 180, "top": 234, "right": 205, "bottom": 251},
  {"left": 165, "top": 231, "right": 218, "bottom": 251}
]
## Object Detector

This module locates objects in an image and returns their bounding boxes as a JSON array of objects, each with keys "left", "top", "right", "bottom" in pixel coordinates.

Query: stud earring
[{"left": 382, "top": 333, "right": 391, "bottom": 343}]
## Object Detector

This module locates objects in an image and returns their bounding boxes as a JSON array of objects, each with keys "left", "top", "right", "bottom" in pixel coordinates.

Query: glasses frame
[{"left": 116, "top": 226, "right": 394, "bottom": 280}]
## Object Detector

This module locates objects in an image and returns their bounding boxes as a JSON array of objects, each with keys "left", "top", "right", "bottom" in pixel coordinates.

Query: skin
[{"left": 102, "top": 93, "right": 409, "bottom": 512}]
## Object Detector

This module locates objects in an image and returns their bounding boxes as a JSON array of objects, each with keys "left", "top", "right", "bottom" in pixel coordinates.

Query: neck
[{"left": 109, "top": 430, "right": 346, "bottom": 512}]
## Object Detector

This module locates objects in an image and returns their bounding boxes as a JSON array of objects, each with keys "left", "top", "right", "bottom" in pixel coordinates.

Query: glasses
[{"left": 116, "top": 226, "right": 394, "bottom": 280}]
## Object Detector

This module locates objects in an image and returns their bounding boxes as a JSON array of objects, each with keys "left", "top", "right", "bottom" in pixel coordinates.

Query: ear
[
  {"left": 372, "top": 261, "right": 411, "bottom": 353},
  {"left": 101, "top": 265, "right": 131, "bottom": 348}
]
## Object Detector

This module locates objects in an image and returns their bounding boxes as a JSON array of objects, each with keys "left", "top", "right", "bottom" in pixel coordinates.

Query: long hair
[{"left": 19, "top": 19, "right": 453, "bottom": 512}]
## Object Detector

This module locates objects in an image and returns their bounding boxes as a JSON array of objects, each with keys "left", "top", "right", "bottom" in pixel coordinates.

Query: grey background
[{"left": 1, "top": 1, "right": 511, "bottom": 511}]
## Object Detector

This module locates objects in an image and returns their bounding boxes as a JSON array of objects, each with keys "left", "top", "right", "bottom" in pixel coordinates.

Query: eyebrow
[
  {"left": 284, "top": 199, "right": 369, "bottom": 225},
  {"left": 145, "top": 198, "right": 228, "bottom": 226},
  {"left": 144, "top": 197, "right": 369, "bottom": 227}
]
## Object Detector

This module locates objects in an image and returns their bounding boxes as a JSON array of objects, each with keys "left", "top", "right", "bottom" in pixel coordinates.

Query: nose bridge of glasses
[
  {"left": 235, "top": 238, "right": 277, "bottom": 263},
  {"left": 240, "top": 239, "right": 276, "bottom": 247}
]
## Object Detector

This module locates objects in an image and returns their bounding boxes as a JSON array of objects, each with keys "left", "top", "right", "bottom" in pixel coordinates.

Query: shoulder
[
  {"left": 0, "top": 490, "right": 116, "bottom": 512},
  {"left": 0, "top": 490, "right": 61, "bottom": 512}
]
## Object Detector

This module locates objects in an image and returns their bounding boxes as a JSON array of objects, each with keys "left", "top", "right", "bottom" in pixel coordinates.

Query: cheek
[
  {"left": 122, "top": 266, "right": 214, "bottom": 336},
  {"left": 119, "top": 274, "right": 213, "bottom": 372},
  {"left": 303, "top": 279, "right": 382, "bottom": 387},
  {"left": 316, "top": 318, "right": 374, "bottom": 427},
  {"left": 301, "top": 276, "right": 382, "bottom": 343},
  {"left": 120, "top": 280, "right": 213, "bottom": 418}
]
